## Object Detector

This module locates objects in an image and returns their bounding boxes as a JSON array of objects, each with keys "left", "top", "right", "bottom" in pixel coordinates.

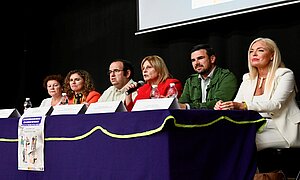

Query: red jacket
[{"left": 126, "top": 78, "right": 183, "bottom": 111}]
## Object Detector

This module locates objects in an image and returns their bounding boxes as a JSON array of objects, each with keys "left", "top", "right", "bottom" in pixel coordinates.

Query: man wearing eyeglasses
[{"left": 98, "top": 59, "right": 137, "bottom": 102}]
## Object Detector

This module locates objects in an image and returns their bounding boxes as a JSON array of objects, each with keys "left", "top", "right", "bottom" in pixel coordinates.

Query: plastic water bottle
[
  {"left": 60, "top": 93, "right": 69, "bottom": 105},
  {"left": 166, "top": 83, "right": 178, "bottom": 98},
  {"left": 150, "top": 85, "right": 160, "bottom": 99},
  {"left": 24, "top": 97, "right": 32, "bottom": 111}
]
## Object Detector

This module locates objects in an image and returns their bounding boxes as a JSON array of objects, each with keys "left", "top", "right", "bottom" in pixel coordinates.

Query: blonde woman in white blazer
[{"left": 214, "top": 37, "right": 300, "bottom": 151}]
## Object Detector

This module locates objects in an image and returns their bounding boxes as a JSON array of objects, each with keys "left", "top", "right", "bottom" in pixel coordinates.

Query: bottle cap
[
  {"left": 62, "top": 93, "right": 67, "bottom": 96},
  {"left": 25, "top": 98, "right": 30, "bottom": 101},
  {"left": 152, "top": 85, "right": 158, "bottom": 88},
  {"left": 170, "top": 83, "right": 175, "bottom": 87}
]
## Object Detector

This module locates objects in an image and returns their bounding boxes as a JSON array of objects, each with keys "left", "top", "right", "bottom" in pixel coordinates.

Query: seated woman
[
  {"left": 64, "top": 69, "right": 101, "bottom": 105},
  {"left": 214, "top": 37, "right": 300, "bottom": 151},
  {"left": 125, "top": 55, "right": 183, "bottom": 111},
  {"left": 40, "top": 74, "right": 65, "bottom": 107}
]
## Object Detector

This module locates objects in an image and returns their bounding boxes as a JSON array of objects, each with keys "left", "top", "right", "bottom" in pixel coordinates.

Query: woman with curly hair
[{"left": 64, "top": 69, "right": 101, "bottom": 105}]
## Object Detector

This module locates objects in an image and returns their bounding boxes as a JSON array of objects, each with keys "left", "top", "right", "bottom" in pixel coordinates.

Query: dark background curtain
[{"left": 11, "top": 0, "right": 300, "bottom": 113}]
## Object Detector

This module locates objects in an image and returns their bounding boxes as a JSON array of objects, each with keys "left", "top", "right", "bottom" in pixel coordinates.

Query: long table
[{"left": 0, "top": 109, "right": 265, "bottom": 180}]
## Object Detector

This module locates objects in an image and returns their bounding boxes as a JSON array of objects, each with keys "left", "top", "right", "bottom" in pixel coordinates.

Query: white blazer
[{"left": 234, "top": 68, "right": 300, "bottom": 147}]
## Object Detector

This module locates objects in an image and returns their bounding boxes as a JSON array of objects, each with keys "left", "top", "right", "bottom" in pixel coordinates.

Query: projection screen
[{"left": 136, "top": 0, "right": 299, "bottom": 35}]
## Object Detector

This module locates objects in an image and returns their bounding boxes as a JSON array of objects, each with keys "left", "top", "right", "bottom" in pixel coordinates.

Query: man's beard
[{"left": 199, "top": 68, "right": 209, "bottom": 75}]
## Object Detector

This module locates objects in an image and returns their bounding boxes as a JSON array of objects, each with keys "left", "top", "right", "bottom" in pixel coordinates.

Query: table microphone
[{"left": 125, "top": 80, "right": 145, "bottom": 95}]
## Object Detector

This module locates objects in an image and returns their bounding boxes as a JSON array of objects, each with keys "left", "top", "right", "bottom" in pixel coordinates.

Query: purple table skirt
[{"left": 0, "top": 109, "right": 265, "bottom": 180}]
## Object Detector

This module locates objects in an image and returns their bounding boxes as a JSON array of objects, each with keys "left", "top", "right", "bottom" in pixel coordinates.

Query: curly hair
[{"left": 64, "top": 69, "right": 96, "bottom": 98}]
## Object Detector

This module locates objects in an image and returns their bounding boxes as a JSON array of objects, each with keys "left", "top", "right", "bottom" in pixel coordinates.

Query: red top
[
  {"left": 68, "top": 90, "right": 101, "bottom": 105},
  {"left": 126, "top": 78, "right": 183, "bottom": 111}
]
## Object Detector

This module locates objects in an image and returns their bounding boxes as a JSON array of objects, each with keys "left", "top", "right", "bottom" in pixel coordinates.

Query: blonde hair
[
  {"left": 141, "top": 55, "right": 172, "bottom": 83},
  {"left": 248, "top": 37, "right": 285, "bottom": 93}
]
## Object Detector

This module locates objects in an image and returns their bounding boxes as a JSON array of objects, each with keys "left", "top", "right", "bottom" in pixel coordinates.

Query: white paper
[
  {"left": 51, "top": 104, "right": 87, "bottom": 115},
  {"left": 18, "top": 115, "right": 46, "bottom": 171},
  {"left": 85, "top": 101, "right": 127, "bottom": 114},
  {"left": 0, "top": 108, "right": 21, "bottom": 118},
  {"left": 22, "top": 106, "right": 53, "bottom": 117},
  {"left": 132, "top": 98, "right": 180, "bottom": 112},
  {"left": 192, "top": 0, "right": 233, "bottom": 9}
]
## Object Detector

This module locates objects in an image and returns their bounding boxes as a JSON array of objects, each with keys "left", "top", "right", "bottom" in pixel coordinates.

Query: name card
[
  {"left": 132, "top": 97, "right": 180, "bottom": 112},
  {"left": 0, "top": 108, "right": 21, "bottom": 118},
  {"left": 22, "top": 106, "right": 53, "bottom": 117},
  {"left": 51, "top": 104, "right": 87, "bottom": 115},
  {"left": 85, "top": 101, "right": 127, "bottom": 114}
]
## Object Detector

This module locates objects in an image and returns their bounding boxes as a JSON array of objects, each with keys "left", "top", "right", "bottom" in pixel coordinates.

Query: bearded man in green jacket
[{"left": 179, "top": 44, "right": 238, "bottom": 109}]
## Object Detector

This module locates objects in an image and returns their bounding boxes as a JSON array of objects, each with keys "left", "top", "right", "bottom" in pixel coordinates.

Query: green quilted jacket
[{"left": 179, "top": 66, "right": 238, "bottom": 109}]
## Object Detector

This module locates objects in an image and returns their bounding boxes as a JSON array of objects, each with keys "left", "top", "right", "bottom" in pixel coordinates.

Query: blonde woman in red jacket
[{"left": 125, "top": 55, "right": 183, "bottom": 111}]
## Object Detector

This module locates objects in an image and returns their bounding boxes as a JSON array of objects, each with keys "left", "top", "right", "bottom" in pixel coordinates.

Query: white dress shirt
[{"left": 98, "top": 79, "right": 137, "bottom": 102}]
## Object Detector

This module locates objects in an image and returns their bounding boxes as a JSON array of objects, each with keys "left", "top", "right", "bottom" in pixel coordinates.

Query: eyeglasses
[{"left": 107, "top": 69, "right": 124, "bottom": 75}]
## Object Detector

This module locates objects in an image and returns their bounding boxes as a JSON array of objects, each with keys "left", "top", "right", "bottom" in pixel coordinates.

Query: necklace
[
  {"left": 258, "top": 77, "right": 266, "bottom": 88},
  {"left": 74, "top": 93, "right": 83, "bottom": 104}
]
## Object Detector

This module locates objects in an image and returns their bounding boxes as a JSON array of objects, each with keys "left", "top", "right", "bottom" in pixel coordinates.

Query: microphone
[{"left": 125, "top": 80, "right": 145, "bottom": 95}]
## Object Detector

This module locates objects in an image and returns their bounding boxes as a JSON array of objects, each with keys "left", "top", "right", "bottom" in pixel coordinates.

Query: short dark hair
[
  {"left": 190, "top": 44, "right": 216, "bottom": 57},
  {"left": 43, "top": 74, "right": 64, "bottom": 89},
  {"left": 111, "top": 59, "right": 134, "bottom": 79}
]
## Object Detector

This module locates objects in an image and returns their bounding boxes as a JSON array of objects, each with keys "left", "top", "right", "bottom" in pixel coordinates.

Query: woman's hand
[
  {"left": 124, "top": 82, "right": 138, "bottom": 106},
  {"left": 215, "top": 101, "right": 245, "bottom": 110},
  {"left": 214, "top": 100, "right": 223, "bottom": 110},
  {"left": 124, "top": 82, "right": 138, "bottom": 95},
  {"left": 214, "top": 100, "right": 235, "bottom": 110}
]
